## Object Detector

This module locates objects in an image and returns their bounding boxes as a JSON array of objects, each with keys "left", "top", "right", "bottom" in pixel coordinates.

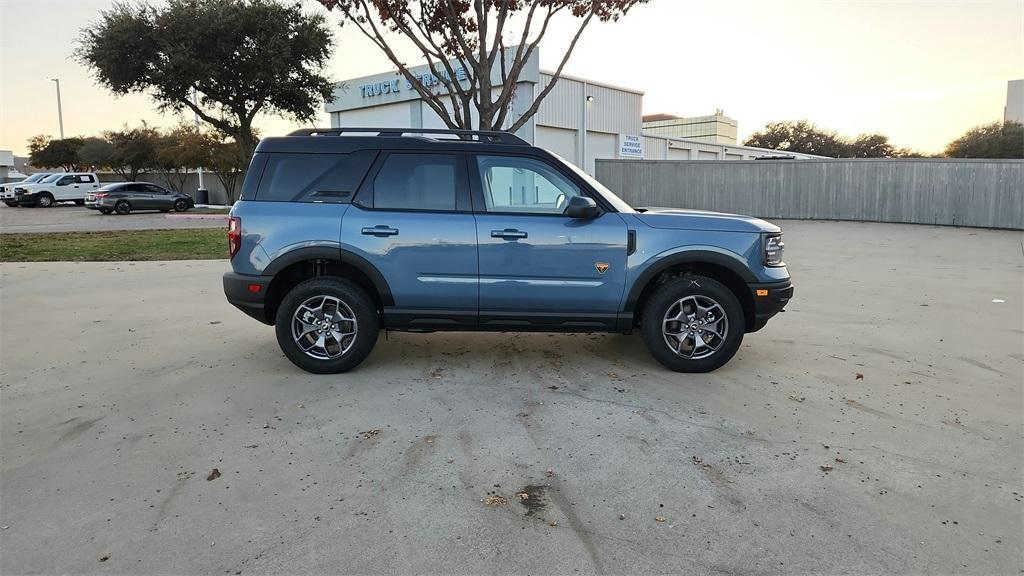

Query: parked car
[
  {"left": 86, "top": 182, "right": 194, "bottom": 214},
  {"left": 15, "top": 172, "right": 100, "bottom": 207},
  {"left": 223, "top": 128, "right": 793, "bottom": 374},
  {"left": 2, "top": 173, "right": 51, "bottom": 207}
]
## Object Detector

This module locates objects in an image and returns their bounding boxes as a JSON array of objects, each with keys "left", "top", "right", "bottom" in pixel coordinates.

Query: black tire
[
  {"left": 3, "top": 201, "right": 17, "bottom": 207},
  {"left": 99, "top": 209, "right": 113, "bottom": 215},
  {"left": 640, "top": 275, "right": 744, "bottom": 373},
  {"left": 74, "top": 199, "right": 85, "bottom": 206},
  {"left": 274, "top": 277, "right": 379, "bottom": 374},
  {"left": 114, "top": 200, "right": 131, "bottom": 215},
  {"left": 36, "top": 193, "right": 54, "bottom": 208},
  {"left": 173, "top": 199, "right": 189, "bottom": 212}
]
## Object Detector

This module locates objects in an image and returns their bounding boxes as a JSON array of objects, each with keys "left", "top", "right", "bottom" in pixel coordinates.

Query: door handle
[
  {"left": 361, "top": 225, "right": 399, "bottom": 237},
  {"left": 491, "top": 229, "right": 528, "bottom": 239}
]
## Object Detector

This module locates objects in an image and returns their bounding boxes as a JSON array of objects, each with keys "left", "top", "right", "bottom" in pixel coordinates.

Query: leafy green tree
[
  {"left": 944, "top": 121, "right": 1024, "bottom": 158},
  {"left": 156, "top": 124, "right": 217, "bottom": 192},
  {"left": 207, "top": 137, "right": 250, "bottom": 204},
  {"left": 104, "top": 124, "right": 161, "bottom": 181},
  {"left": 745, "top": 121, "right": 921, "bottom": 158},
  {"left": 28, "top": 135, "right": 84, "bottom": 171},
  {"left": 317, "top": 0, "right": 648, "bottom": 132},
  {"left": 76, "top": 0, "right": 334, "bottom": 170},
  {"left": 743, "top": 120, "right": 849, "bottom": 158},
  {"left": 78, "top": 137, "right": 116, "bottom": 171}
]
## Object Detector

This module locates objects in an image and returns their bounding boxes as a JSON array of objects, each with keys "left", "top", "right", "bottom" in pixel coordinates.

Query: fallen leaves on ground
[
  {"left": 655, "top": 516, "right": 666, "bottom": 523},
  {"left": 855, "top": 373, "right": 864, "bottom": 380},
  {"left": 820, "top": 465, "right": 834, "bottom": 472},
  {"left": 359, "top": 429, "right": 382, "bottom": 440},
  {"left": 206, "top": 468, "right": 221, "bottom": 481},
  {"left": 788, "top": 394, "right": 805, "bottom": 402}
]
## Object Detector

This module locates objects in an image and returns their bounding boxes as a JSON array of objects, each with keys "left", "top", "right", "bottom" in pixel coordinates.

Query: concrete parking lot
[
  {"left": 0, "top": 203, "right": 227, "bottom": 234},
  {"left": 1, "top": 220, "right": 1021, "bottom": 575}
]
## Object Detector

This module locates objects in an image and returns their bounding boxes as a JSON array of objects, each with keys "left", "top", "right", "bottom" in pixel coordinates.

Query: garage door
[{"left": 537, "top": 126, "right": 578, "bottom": 165}]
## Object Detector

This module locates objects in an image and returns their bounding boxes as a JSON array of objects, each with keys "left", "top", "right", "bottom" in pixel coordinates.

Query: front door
[
  {"left": 143, "top": 184, "right": 173, "bottom": 210},
  {"left": 342, "top": 151, "right": 478, "bottom": 329},
  {"left": 470, "top": 154, "right": 628, "bottom": 330}
]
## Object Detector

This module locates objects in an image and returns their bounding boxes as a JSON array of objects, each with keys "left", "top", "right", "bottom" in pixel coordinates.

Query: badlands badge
[{"left": 594, "top": 262, "right": 610, "bottom": 274}]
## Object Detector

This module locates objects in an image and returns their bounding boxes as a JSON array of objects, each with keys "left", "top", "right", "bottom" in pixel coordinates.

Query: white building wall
[
  {"left": 1006, "top": 79, "right": 1024, "bottom": 124},
  {"left": 536, "top": 75, "right": 584, "bottom": 130}
]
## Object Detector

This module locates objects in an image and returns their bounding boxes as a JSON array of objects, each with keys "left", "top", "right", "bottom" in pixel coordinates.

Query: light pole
[
  {"left": 50, "top": 78, "right": 64, "bottom": 139},
  {"left": 192, "top": 87, "right": 205, "bottom": 190}
]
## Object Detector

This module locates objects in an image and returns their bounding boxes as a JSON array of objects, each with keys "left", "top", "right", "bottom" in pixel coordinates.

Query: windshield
[
  {"left": 40, "top": 174, "right": 64, "bottom": 183},
  {"left": 549, "top": 152, "right": 635, "bottom": 213},
  {"left": 24, "top": 173, "right": 48, "bottom": 183}
]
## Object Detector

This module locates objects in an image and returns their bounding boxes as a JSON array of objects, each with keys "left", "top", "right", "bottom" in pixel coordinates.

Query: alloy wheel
[
  {"left": 291, "top": 295, "right": 358, "bottom": 360},
  {"left": 662, "top": 295, "right": 728, "bottom": 360}
]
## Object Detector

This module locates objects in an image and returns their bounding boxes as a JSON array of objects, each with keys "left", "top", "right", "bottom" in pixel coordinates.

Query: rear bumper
[
  {"left": 224, "top": 271, "right": 272, "bottom": 324},
  {"left": 748, "top": 280, "right": 794, "bottom": 332}
]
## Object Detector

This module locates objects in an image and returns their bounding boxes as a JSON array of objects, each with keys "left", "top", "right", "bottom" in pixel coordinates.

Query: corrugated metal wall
[
  {"left": 595, "top": 159, "right": 1024, "bottom": 230},
  {"left": 537, "top": 74, "right": 584, "bottom": 130},
  {"left": 536, "top": 74, "right": 642, "bottom": 135}
]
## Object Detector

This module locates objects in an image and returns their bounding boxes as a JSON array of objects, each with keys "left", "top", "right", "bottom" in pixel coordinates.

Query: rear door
[
  {"left": 75, "top": 174, "right": 98, "bottom": 199},
  {"left": 470, "top": 153, "right": 628, "bottom": 330},
  {"left": 342, "top": 151, "right": 478, "bottom": 329}
]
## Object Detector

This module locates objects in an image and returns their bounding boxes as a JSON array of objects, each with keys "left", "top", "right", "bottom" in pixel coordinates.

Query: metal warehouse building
[{"left": 325, "top": 49, "right": 823, "bottom": 174}]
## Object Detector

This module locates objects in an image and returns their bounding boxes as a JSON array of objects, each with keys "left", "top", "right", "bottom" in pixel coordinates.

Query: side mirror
[{"left": 565, "top": 195, "right": 600, "bottom": 219}]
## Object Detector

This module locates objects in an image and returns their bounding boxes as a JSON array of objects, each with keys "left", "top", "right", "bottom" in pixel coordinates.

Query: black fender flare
[
  {"left": 623, "top": 249, "right": 756, "bottom": 313},
  {"left": 262, "top": 245, "right": 395, "bottom": 306}
]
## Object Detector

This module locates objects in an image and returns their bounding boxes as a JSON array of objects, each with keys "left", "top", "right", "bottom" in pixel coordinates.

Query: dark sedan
[{"left": 86, "top": 182, "right": 194, "bottom": 215}]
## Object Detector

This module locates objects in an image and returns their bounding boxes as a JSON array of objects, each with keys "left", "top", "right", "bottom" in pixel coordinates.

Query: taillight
[
  {"left": 95, "top": 193, "right": 109, "bottom": 198},
  {"left": 228, "top": 216, "right": 241, "bottom": 259}
]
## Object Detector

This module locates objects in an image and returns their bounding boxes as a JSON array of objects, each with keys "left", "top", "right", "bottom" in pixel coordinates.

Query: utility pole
[
  {"left": 193, "top": 87, "right": 205, "bottom": 190},
  {"left": 50, "top": 78, "right": 64, "bottom": 139}
]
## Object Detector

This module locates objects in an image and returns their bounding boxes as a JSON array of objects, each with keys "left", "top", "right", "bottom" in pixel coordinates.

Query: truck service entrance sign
[{"left": 619, "top": 134, "right": 644, "bottom": 159}]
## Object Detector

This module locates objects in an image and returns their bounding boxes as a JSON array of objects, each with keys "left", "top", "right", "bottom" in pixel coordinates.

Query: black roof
[{"left": 256, "top": 127, "right": 536, "bottom": 155}]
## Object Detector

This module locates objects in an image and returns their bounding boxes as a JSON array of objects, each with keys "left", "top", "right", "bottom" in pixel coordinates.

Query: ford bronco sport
[{"left": 223, "top": 128, "right": 792, "bottom": 374}]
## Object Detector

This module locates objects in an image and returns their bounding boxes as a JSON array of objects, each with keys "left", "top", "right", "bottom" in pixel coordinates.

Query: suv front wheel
[
  {"left": 274, "top": 277, "right": 379, "bottom": 374},
  {"left": 640, "top": 275, "right": 744, "bottom": 373}
]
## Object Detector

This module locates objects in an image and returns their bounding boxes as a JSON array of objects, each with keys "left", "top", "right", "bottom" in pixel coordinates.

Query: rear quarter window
[{"left": 253, "top": 151, "right": 376, "bottom": 202}]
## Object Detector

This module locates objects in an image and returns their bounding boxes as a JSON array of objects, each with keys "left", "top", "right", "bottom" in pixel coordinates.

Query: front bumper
[
  {"left": 224, "top": 271, "right": 272, "bottom": 325},
  {"left": 748, "top": 279, "right": 794, "bottom": 332}
]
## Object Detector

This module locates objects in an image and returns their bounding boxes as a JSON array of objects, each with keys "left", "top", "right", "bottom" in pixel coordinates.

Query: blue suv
[{"left": 223, "top": 128, "right": 793, "bottom": 374}]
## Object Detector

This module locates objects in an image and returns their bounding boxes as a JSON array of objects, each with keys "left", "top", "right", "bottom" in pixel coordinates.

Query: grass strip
[{"left": 0, "top": 228, "right": 227, "bottom": 262}]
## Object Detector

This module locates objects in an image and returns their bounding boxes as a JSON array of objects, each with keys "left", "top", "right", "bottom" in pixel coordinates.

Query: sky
[{"left": 1, "top": 0, "right": 1022, "bottom": 156}]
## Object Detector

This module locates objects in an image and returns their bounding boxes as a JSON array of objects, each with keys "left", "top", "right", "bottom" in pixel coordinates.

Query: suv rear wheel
[
  {"left": 274, "top": 277, "right": 379, "bottom": 374},
  {"left": 640, "top": 275, "right": 744, "bottom": 373}
]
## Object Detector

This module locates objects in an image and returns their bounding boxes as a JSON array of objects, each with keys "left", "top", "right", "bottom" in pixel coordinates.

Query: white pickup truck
[
  {"left": 1, "top": 173, "right": 51, "bottom": 207},
  {"left": 14, "top": 172, "right": 101, "bottom": 207}
]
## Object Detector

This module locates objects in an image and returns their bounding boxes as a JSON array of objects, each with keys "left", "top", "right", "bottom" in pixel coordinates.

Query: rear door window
[
  {"left": 371, "top": 153, "right": 457, "bottom": 211},
  {"left": 255, "top": 152, "right": 375, "bottom": 202}
]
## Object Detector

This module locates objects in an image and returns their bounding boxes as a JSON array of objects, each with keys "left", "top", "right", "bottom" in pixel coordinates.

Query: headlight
[{"left": 764, "top": 233, "right": 785, "bottom": 266}]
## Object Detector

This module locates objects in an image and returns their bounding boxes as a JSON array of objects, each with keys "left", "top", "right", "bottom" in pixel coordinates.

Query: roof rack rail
[{"left": 287, "top": 127, "right": 529, "bottom": 146}]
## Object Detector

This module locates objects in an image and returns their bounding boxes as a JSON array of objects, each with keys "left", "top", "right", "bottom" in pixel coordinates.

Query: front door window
[{"left": 476, "top": 156, "right": 581, "bottom": 215}]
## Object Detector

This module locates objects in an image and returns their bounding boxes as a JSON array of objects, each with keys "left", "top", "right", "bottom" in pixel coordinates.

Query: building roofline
[{"left": 540, "top": 70, "right": 644, "bottom": 95}]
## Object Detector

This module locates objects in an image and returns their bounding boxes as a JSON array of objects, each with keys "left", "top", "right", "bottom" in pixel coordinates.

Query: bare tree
[{"left": 317, "top": 0, "right": 648, "bottom": 132}]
